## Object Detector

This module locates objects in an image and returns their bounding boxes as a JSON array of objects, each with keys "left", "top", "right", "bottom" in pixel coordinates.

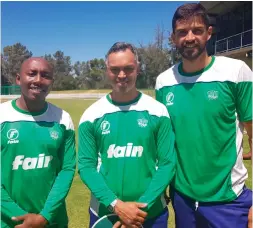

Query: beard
[{"left": 177, "top": 43, "right": 206, "bottom": 61}]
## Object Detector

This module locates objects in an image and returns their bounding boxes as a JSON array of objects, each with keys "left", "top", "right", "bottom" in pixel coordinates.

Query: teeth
[{"left": 30, "top": 87, "right": 42, "bottom": 91}]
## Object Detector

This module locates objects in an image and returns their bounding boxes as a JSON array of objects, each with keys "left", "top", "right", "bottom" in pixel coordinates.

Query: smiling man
[
  {"left": 78, "top": 42, "right": 176, "bottom": 228},
  {"left": 1, "top": 57, "right": 76, "bottom": 228},
  {"left": 155, "top": 3, "right": 252, "bottom": 228}
]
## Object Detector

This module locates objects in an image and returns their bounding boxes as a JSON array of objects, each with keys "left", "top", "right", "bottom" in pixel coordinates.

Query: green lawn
[
  {"left": 46, "top": 99, "right": 252, "bottom": 228},
  {"left": 1, "top": 98, "right": 251, "bottom": 228},
  {"left": 49, "top": 89, "right": 155, "bottom": 97}
]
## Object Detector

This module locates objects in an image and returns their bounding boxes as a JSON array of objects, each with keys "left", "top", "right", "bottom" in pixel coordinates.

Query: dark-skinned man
[{"left": 1, "top": 57, "right": 76, "bottom": 228}]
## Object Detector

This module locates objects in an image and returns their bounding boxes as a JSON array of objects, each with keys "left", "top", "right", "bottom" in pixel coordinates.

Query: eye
[
  {"left": 110, "top": 68, "right": 120, "bottom": 74},
  {"left": 193, "top": 28, "right": 204, "bottom": 35},
  {"left": 123, "top": 67, "right": 134, "bottom": 73},
  {"left": 176, "top": 30, "right": 188, "bottom": 37},
  {"left": 28, "top": 71, "right": 37, "bottom": 76},
  {"left": 41, "top": 72, "right": 53, "bottom": 79}
]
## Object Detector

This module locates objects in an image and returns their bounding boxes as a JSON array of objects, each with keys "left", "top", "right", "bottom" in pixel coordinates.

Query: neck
[
  {"left": 111, "top": 88, "right": 139, "bottom": 104},
  {"left": 16, "top": 96, "right": 46, "bottom": 113},
  {"left": 182, "top": 51, "right": 212, "bottom": 73}
]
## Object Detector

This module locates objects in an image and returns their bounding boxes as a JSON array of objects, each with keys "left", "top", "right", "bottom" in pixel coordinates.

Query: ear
[
  {"left": 171, "top": 33, "right": 176, "bottom": 46},
  {"left": 16, "top": 73, "right": 21, "bottom": 86},
  {"left": 207, "top": 26, "right": 213, "bottom": 41},
  {"left": 137, "top": 63, "right": 141, "bottom": 75},
  {"left": 49, "top": 77, "right": 54, "bottom": 91}
]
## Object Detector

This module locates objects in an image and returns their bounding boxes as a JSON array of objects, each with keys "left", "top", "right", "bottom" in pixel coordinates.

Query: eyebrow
[
  {"left": 176, "top": 25, "right": 205, "bottom": 30},
  {"left": 27, "top": 68, "right": 51, "bottom": 72},
  {"left": 109, "top": 65, "right": 135, "bottom": 68}
]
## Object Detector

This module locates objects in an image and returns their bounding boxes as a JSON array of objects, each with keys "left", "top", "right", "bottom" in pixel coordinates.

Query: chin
[
  {"left": 118, "top": 88, "right": 129, "bottom": 94},
  {"left": 114, "top": 85, "right": 127, "bottom": 93},
  {"left": 182, "top": 51, "right": 202, "bottom": 61},
  {"left": 29, "top": 94, "right": 46, "bottom": 102}
]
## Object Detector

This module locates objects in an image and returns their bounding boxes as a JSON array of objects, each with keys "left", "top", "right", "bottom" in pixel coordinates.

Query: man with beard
[
  {"left": 1, "top": 57, "right": 76, "bottom": 228},
  {"left": 155, "top": 3, "right": 252, "bottom": 228},
  {"left": 78, "top": 42, "right": 176, "bottom": 228}
]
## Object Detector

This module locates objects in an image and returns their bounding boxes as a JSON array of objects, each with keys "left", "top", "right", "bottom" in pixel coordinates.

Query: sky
[{"left": 1, "top": 1, "right": 194, "bottom": 63}]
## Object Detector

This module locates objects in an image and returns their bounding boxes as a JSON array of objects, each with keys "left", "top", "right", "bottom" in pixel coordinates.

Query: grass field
[
  {"left": 49, "top": 89, "right": 155, "bottom": 97},
  {"left": 1, "top": 98, "right": 252, "bottom": 228}
]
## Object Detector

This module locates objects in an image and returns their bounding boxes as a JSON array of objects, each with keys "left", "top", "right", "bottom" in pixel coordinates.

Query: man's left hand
[
  {"left": 12, "top": 213, "right": 48, "bottom": 228},
  {"left": 248, "top": 206, "right": 252, "bottom": 228},
  {"left": 113, "top": 221, "right": 140, "bottom": 228}
]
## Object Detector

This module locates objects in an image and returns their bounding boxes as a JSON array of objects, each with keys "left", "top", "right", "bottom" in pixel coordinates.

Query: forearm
[
  {"left": 243, "top": 151, "right": 252, "bottom": 160},
  {"left": 137, "top": 162, "right": 175, "bottom": 209},
  {"left": 39, "top": 169, "right": 75, "bottom": 222},
  {"left": 79, "top": 167, "right": 117, "bottom": 207},
  {"left": 78, "top": 121, "right": 117, "bottom": 207},
  {"left": 243, "top": 121, "right": 252, "bottom": 160},
  {"left": 138, "top": 114, "right": 176, "bottom": 209},
  {"left": 1, "top": 185, "right": 27, "bottom": 219}
]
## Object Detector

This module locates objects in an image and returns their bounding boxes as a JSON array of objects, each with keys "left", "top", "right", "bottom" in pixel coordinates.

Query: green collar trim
[
  {"left": 106, "top": 92, "right": 142, "bottom": 106},
  {"left": 178, "top": 56, "right": 215, "bottom": 77},
  {"left": 12, "top": 99, "right": 48, "bottom": 116}
]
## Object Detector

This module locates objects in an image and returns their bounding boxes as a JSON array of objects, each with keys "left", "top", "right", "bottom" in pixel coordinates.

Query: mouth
[
  {"left": 116, "top": 81, "right": 128, "bottom": 86},
  {"left": 29, "top": 86, "right": 46, "bottom": 94},
  {"left": 184, "top": 44, "right": 197, "bottom": 49}
]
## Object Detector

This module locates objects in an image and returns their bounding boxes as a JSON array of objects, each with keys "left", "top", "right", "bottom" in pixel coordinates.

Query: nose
[
  {"left": 118, "top": 70, "right": 126, "bottom": 79},
  {"left": 185, "top": 30, "right": 195, "bottom": 42},
  {"left": 33, "top": 73, "right": 42, "bottom": 84}
]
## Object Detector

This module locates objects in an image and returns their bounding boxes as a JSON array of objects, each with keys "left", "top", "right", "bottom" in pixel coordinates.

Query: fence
[
  {"left": 1, "top": 85, "right": 21, "bottom": 95},
  {"left": 215, "top": 29, "right": 252, "bottom": 54}
]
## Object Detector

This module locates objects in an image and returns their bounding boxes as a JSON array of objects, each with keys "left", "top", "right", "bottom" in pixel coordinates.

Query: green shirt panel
[
  {"left": 1, "top": 101, "right": 76, "bottom": 228},
  {"left": 157, "top": 81, "right": 241, "bottom": 202},
  {"left": 78, "top": 94, "right": 176, "bottom": 218}
]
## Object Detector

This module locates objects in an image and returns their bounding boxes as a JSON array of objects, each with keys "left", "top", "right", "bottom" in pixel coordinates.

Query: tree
[
  {"left": 168, "top": 32, "right": 182, "bottom": 65},
  {"left": 137, "top": 44, "right": 171, "bottom": 88},
  {"left": 155, "top": 23, "right": 166, "bottom": 51},
  {"left": 53, "top": 51, "right": 72, "bottom": 77},
  {"left": 74, "top": 58, "right": 107, "bottom": 89},
  {"left": 89, "top": 58, "right": 106, "bottom": 83},
  {"left": 1, "top": 43, "right": 32, "bottom": 85},
  {"left": 44, "top": 51, "right": 73, "bottom": 90}
]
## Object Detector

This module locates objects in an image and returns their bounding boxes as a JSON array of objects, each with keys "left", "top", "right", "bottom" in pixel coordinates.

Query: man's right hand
[
  {"left": 114, "top": 200, "right": 147, "bottom": 227},
  {"left": 12, "top": 214, "right": 48, "bottom": 228}
]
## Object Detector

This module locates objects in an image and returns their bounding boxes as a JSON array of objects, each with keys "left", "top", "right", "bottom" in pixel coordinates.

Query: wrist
[
  {"left": 37, "top": 214, "right": 48, "bottom": 226},
  {"left": 107, "top": 199, "right": 118, "bottom": 213}
]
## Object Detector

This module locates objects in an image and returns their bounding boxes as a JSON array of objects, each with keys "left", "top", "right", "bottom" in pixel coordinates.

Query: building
[{"left": 200, "top": 1, "right": 252, "bottom": 68}]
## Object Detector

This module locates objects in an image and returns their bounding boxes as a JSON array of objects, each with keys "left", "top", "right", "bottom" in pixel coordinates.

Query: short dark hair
[
  {"left": 105, "top": 42, "right": 139, "bottom": 63},
  {"left": 172, "top": 3, "right": 209, "bottom": 33}
]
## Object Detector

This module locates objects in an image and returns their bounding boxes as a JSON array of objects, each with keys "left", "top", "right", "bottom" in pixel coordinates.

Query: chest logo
[
  {"left": 12, "top": 154, "right": 53, "bottom": 170},
  {"left": 7, "top": 129, "right": 19, "bottom": 144},
  {"left": 101, "top": 120, "right": 110, "bottom": 135},
  {"left": 50, "top": 130, "right": 59, "bottom": 140},
  {"left": 207, "top": 90, "right": 219, "bottom": 100},
  {"left": 166, "top": 92, "right": 174, "bottom": 106},
  {"left": 138, "top": 118, "right": 148, "bottom": 128},
  {"left": 107, "top": 143, "right": 143, "bottom": 158}
]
